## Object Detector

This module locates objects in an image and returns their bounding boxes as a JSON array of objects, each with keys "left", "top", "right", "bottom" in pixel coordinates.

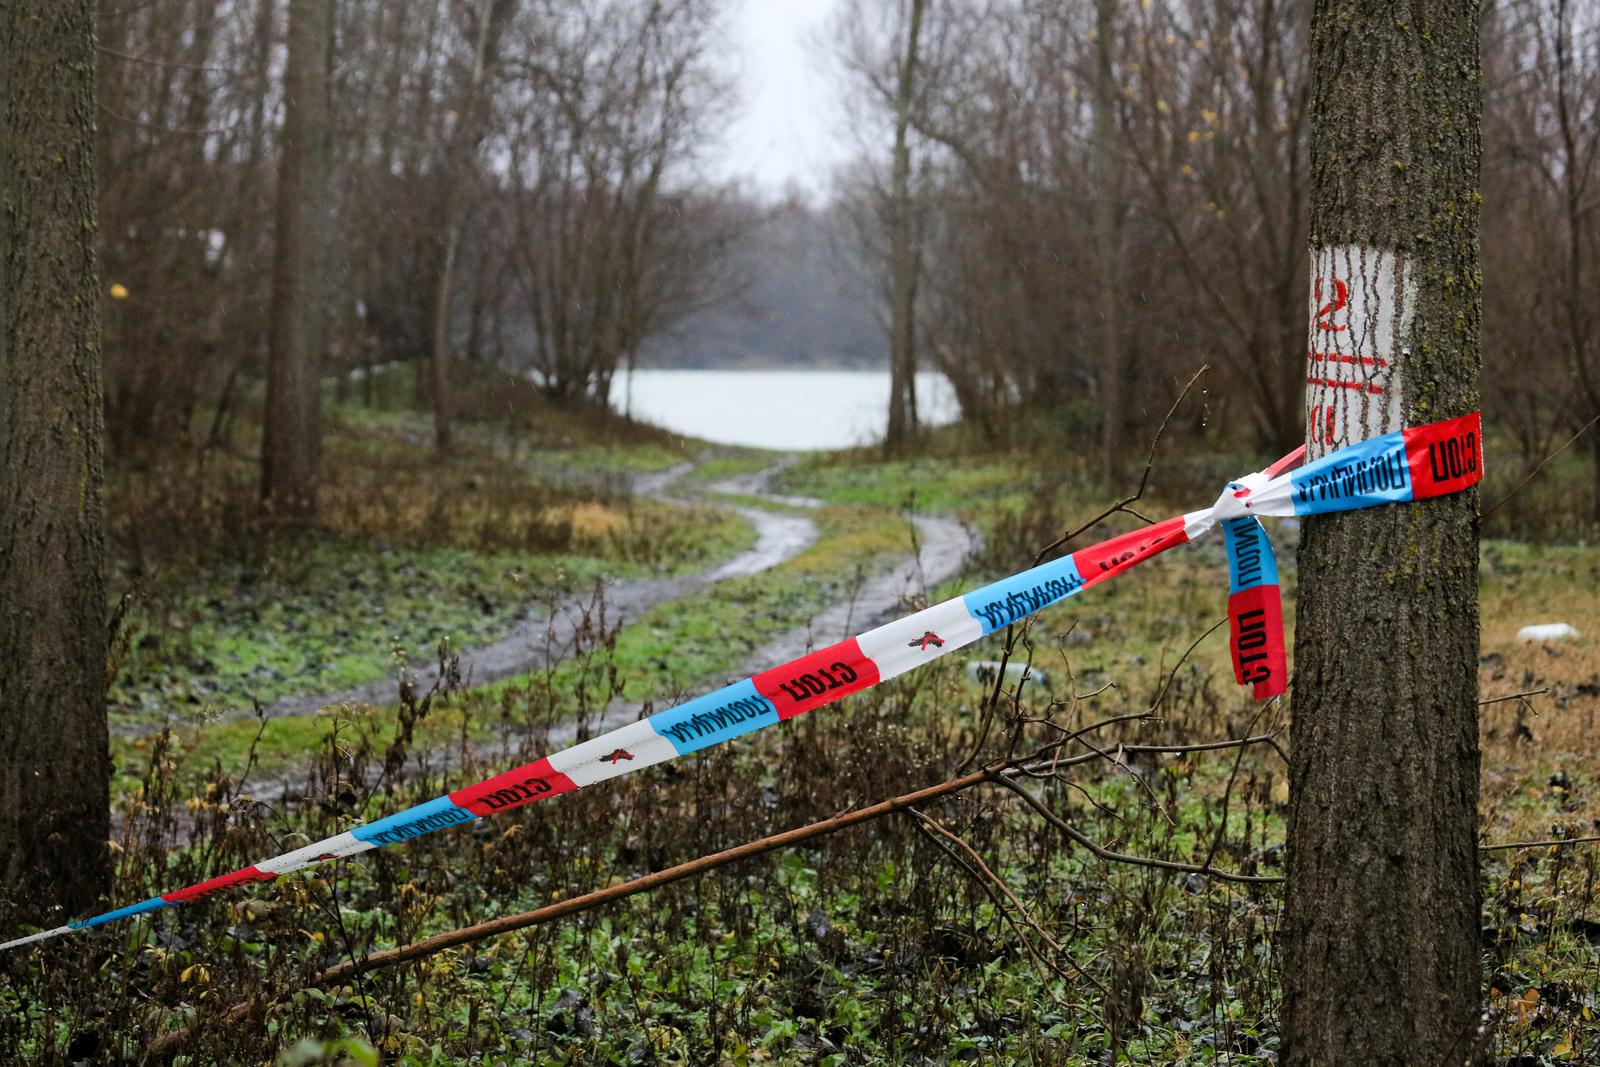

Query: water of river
[{"left": 610, "top": 369, "right": 958, "bottom": 451}]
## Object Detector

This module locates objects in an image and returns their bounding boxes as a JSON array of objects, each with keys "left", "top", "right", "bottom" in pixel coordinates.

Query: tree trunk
[
  {"left": 1285, "top": 3, "right": 1483, "bottom": 1064},
  {"left": 0, "top": 0, "right": 113, "bottom": 923},
  {"left": 428, "top": 0, "right": 502, "bottom": 453},
  {"left": 1093, "top": 0, "right": 1122, "bottom": 482},
  {"left": 883, "top": 0, "right": 925, "bottom": 458},
  {"left": 262, "top": 0, "right": 333, "bottom": 518}
]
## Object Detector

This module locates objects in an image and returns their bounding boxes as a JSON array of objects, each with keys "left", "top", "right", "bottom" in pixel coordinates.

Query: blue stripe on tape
[
  {"left": 351, "top": 795, "right": 474, "bottom": 846},
  {"left": 71, "top": 896, "right": 169, "bottom": 929},
  {"left": 1290, "top": 430, "right": 1414, "bottom": 515},
  {"left": 3, "top": 415, "right": 1478, "bottom": 953},
  {"left": 1223, "top": 518, "right": 1278, "bottom": 593},
  {"left": 650, "top": 679, "right": 778, "bottom": 755},
  {"left": 962, "top": 555, "right": 1086, "bottom": 635}
]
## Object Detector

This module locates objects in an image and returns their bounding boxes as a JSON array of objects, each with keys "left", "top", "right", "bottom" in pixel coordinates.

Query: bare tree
[
  {"left": 883, "top": 0, "right": 927, "bottom": 456},
  {"left": 1486, "top": 0, "right": 1600, "bottom": 514},
  {"left": 1094, "top": 0, "right": 1124, "bottom": 478},
  {"left": 97, "top": 0, "right": 281, "bottom": 455},
  {"left": 1122, "top": 0, "right": 1311, "bottom": 450},
  {"left": 1481, "top": 2, "right": 1571, "bottom": 474},
  {"left": 262, "top": 0, "right": 335, "bottom": 517},
  {"left": 427, "top": 0, "right": 517, "bottom": 450},
  {"left": 496, "top": 0, "right": 732, "bottom": 404},
  {"left": 835, "top": 0, "right": 991, "bottom": 440},
  {"left": 0, "top": 0, "right": 113, "bottom": 920}
]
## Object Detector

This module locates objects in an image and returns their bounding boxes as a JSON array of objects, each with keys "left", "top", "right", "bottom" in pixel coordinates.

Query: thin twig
[
  {"left": 908, "top": 808, "right": 1107, "bottom": 997},
  {"left": 910, "top": 808, "right": 1069, "bottom": 955},
  {"left": 97, "top": 101, "right": 238, "bottom": 137},
  {"left": 995, "top": 777, "right": 1283, "bottom": 885},
  {"left": 955, "top": 613, "right": 1038, "bottom": 774},
  {"left": 1478, "top": 688, "right": 1549, "bottom": 707},
  {"left": 1003, "top": 733, "right": 1286, "bottom": 781},
  {"left": 1481, "top": 834, "right": 1600, "bottom": 853},
  {"left": 98, "top": 44, "right": 224, "bottom": 73},
  {"left": 1146, "top": 617, "right": 1228, "bottom": 715},
  {"left": 1064, "top": 729, "right": 1178, "bottom": 828},
  {"left": 1200, "top": 701, "right": 1273, "bottom": 871},
  {"left": 1030, "top": 364, "right": 1210, "bottom": 566},
  {"left": 1483, "top": 411, "right": 1600, "bottom": 517}
]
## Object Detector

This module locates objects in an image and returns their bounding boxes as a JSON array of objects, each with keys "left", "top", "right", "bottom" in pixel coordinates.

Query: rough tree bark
[
  {"left": 1285, "top": 2, "right": 1483, "bottom": 1064},
  {"left": 0, "top": 0, "right": 114, "bottom": 921},
  {"left": 262, "top": 0, "right": 334, "bottom": 517},
  {"left": 883, "top": 0, "right": 925, "bottom": 457}
]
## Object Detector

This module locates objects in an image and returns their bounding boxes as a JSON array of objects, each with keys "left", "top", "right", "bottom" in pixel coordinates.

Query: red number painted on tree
[{"left": 1313, "top": 277, "right": 1349, "bottom": 333}]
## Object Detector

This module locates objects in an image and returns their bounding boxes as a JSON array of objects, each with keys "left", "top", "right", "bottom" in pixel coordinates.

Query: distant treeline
[
  {"left": 94, "top": 0, "right": 1600, "bottom": 509},
  {"left": 830, "top": 0, "right": 1600, "bottom": 486}
]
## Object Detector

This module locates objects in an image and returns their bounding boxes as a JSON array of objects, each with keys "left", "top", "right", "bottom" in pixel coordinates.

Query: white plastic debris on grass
[{"left": 1516, "top": 623, "right": 1580, "bottom": 643}]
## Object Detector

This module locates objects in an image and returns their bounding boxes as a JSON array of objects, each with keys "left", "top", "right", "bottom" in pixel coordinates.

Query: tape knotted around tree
[{"left": 0, "top": 412, "right": 1482, "bottom": 952}]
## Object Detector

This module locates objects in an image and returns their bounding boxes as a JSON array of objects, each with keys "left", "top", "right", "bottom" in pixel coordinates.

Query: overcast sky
[{"left": 710, "top": 0, "right": 852, "bottom": 198}]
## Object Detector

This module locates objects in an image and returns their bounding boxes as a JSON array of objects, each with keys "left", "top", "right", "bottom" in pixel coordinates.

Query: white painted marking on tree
[{"left": 1305, "top": 245, "right": 1415, "bottom": 457}]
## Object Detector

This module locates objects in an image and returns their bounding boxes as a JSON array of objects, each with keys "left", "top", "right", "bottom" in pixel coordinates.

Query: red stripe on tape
[
  {"left": 450, "top": 758, "right": 576, "bottom": 817},
  {"left": 1072, "top": 515, "right": 1189, "bottom": 589},
  {"left": 754, "top": 638, "right": 880, "bottom": 721},
  {"left": 163, "top": 865, "right": 276, "bottom": 904},
  {"left": 1263, "top": 445, "right": 1306, "bottom": 479},
  {"left": 1404, "top": 411, "right": 1482, "bottom": 500},
  {"left": 1228, "top": 585, "right": 1286, "bottom": 700}
]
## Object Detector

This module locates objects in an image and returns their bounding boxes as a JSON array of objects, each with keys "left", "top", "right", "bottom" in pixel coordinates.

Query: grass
[
  {"left": 111, "top": 497, "right": 754, "bottom": 725},
  {"left": 680, "top": 452, "right": 778, "bottom": 486},
  {"left": 777, "top": 450, "right": 1033, "bottom": 518},
  {"left": 114, "top": 541, "right": 610, "bottom": 722}
]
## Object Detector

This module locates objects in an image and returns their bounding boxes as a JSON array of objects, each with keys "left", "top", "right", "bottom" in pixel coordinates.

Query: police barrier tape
[{"left": 0, "top": 412, "right": 1483, "bottom": 951}]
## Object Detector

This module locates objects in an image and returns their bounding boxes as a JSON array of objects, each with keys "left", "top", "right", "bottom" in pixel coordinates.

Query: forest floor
[{"left": 3, "top": 370, "right": 1599, "bottom": 1065}]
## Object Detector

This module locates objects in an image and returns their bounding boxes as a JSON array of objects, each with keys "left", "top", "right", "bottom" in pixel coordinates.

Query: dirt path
[
  {"left": 704, "top": 459, "right": 976, "bottom": 666},
  {"left": 117, "top": 460, "right": 822, "bottom": 738},
  {"left": 358, "top": 462, "right": 973, "bottom": 751},
  {"left": 486, "top": 508, "right": 976, "bottom": 760},
  {"left": 140, "top": 456, "right": 977, "bottom": 829}
]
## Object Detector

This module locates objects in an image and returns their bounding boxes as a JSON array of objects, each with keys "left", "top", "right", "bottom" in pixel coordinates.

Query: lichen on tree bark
[
  {"left": 0, "top": 0, "right": 114, "bottom": 923},
  {"left": 1285, "top": 2, "right": 1484, "bottom": 1064}
]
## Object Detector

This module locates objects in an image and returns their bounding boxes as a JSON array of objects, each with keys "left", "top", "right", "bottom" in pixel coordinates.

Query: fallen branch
[
  {"left": 150, "top": 758, "right": 1015, "bottom": 1054},
  {"left": 1481, "top": 834, "right": 1600, "bottom": 853},
  {"left": 1478, "top": 688, "right": 1549, "bottom": 707}
]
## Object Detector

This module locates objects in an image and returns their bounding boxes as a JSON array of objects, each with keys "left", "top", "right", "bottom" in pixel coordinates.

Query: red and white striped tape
[{"left": 1, "top": 413, "right": 1482, "bottom": 951}]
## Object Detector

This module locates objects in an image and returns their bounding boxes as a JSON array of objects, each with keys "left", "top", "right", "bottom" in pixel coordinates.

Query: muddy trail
[
  {"left": 198, "top": 454, "right": 972, "bottom": 825},
  {"left": 114, "top": 459, "right": 821, "bottom": 739},
  {"left": 459, "top": 508, "right": 974, "bottom": 777},
  {"left": 127, "top": 455, "right": 977, "bottom": 832}
]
